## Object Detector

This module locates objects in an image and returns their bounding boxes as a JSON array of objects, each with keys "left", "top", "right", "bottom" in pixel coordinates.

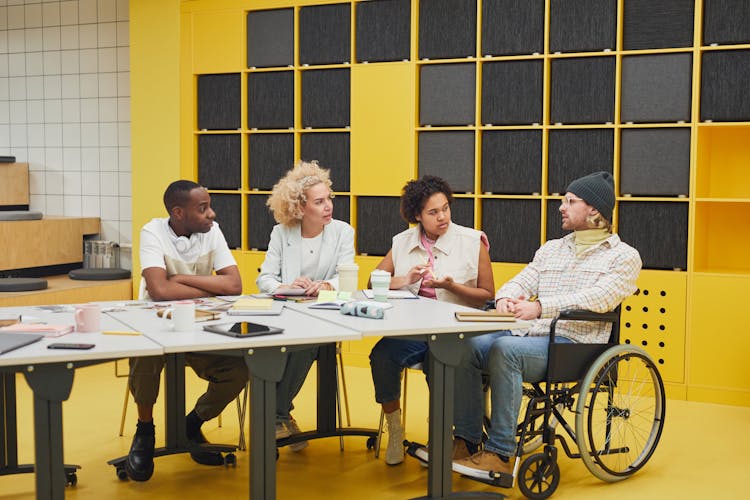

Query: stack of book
[{"left": 227, "top": 298, "right": 283, "bottom": 316}]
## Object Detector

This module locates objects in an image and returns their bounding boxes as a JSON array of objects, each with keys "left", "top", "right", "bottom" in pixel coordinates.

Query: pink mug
[{"left": 75, "top": 304, "right": 101, "bottom": 333}]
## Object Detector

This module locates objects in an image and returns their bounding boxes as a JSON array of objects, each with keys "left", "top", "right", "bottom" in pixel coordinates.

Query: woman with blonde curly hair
[{"left": 256, "top": 160, "right": 355, "bottom": 450}]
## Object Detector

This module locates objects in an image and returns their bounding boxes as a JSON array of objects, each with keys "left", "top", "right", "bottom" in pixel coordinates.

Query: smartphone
[{"left": 47, "top": 342, "right": 95, "bottom": 350}]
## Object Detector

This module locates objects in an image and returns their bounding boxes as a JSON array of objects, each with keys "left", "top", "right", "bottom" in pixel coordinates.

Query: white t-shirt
[{"left": 139, "top": 217, "right": 237, "bottom": 300}]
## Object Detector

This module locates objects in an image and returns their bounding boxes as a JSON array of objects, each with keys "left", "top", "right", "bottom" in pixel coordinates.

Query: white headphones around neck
[{"left": 174, "top": 236, "right": 193, "bottom": 253}]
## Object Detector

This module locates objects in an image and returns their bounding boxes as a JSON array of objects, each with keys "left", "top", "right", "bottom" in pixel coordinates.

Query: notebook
[
  {"left": 0, "top": 332, "right": 44, "bottom": 355},
  {"left": 454, "top": 311, "right": 516, "bottom": 322}
]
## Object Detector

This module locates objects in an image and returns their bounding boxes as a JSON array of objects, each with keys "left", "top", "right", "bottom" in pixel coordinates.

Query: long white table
[
  {"left": 288, "top": 297, "right": 527, "bottom": 500},
  {"left": 107, "top": 304, "right": 361, "bottom": 499},
  {"left": 0, "top": 306, "right": 162, "bottom": 500}
]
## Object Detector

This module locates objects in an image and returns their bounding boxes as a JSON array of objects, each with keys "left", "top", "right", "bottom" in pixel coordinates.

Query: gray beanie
[{"left": 566, "top": 171, "right": 615, "bottom": 222}]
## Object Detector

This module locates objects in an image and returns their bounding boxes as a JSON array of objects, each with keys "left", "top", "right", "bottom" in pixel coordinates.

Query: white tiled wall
[{"left": 0, "top": 0, "right": 131, "bottom": 250}]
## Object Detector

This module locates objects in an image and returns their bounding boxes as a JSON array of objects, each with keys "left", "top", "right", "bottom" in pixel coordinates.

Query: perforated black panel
[
  {"left": 210, "top": 194, "right": 242, "bottom": 250},
  {"left": 550, "top": 57, "right": 615, "bottom": 124},
  {"left": 357, "top": 197, "right": 407, "bottom": 256},
  {"left": 419, "top": 0, "right": 477, "bottom": 59},
  {"left": 623, "top": 0, "right": 694, "bottom": 50},
  {"left": 550, "top": 0, "right": 616, "bottom": 52},
  {"left": 197, "top": 74, "right": 240, "bottom": 130},
  {"left": 247, "top": 9, "right": 294, "bottom": 68},
  {"left": 482, "top": 0, "right": 544, "bottom": 56},
  {"left": 198, "top": 134, "right": 241, "bottom": 190},
  {"left": 482, "top": 60, "right": 543, "bottom": 125},
  {"left": 620, "top": 128, "right": 691, "bottom": 197},
  {"left": 547, "top": 129, "right": 614, "bottom": 195},
  {"left": 332, "top": 195, "right": 350, "bottom": 224},
  {"left": 247, "top": 71, "right": 294, "bottom": 129},
  {"left": 248, "top": 133, "right": 294, "bottom": 191},
  {"left": 451, "top": 197, "right": 475, "bottom": 229},
  {"left": 418, "top": 131, "right": 475, "bottom": 194},
  {"left": 618, "top": 201, "right": 688, "bottom": 270},
  {"left": 545, "top": 199, "right": 568, "bottom": 242},
  {"left": 356, "top": 0, "right": 411, "bottom": 63},
  {"left": 300, "top": 132, "right": 350, "bottom": 192},
  {"left": 481, "top": 130, "right": 542, "bottom": 194},
  {"left": 247, "top": 194, "right": 276, "bottom": 251},
  {"left": 299, "top": 4, "right": 351, "bottom": 65},
  {"left": 420, "top": 63, "right": 476, "bottom": 126},
  {"left": 621, "top": 54, "right": 692, "bottom": 123},
  {"left": 703, "top": 0, "right": 750, "bottom": 45},
  {"left": 700, "top": 50, "right": 750, "bottom": 122},
  {"left": 482, "top": 199, "right": 540, "bottom": 263},
  {"left": 301, "top": 69, "right": 350, "bottom": 128}
]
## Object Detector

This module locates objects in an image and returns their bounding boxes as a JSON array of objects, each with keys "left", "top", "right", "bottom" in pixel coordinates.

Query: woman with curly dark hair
[{"left": 369, "top": 175, "right": 495, "bottom": 465}]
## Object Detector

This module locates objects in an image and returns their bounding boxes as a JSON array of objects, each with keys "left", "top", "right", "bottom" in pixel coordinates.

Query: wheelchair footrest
[{"left": 404, "top": 440, "right": 429, "bottom": 465}]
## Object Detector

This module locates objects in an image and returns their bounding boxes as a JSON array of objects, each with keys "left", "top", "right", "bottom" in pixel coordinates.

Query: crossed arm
[{"left": 142, "top": 265, "right": 242, "bottom": 302}]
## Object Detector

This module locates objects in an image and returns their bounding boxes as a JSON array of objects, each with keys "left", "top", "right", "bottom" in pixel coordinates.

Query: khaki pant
[{"left": 129, "top": 353, "right": 248, "bottom": 421}]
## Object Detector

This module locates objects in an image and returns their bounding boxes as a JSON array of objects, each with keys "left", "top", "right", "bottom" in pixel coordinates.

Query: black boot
[
  {"left": 186, "top": 410, "right": 224, "bottom": 466},
  {"left": 126, "top": 420, "right": 155, "bottom": 481}
]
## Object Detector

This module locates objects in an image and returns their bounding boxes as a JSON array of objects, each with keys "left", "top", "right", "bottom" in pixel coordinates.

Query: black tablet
[{"left": 203, "top": 321, "right": 284, "bottom": 338}]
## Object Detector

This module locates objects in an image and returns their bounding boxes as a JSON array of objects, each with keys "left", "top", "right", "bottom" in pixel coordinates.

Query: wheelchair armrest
[
  {"left": 550, "top": 309, "right": 619, "bottom": 343},
  {"left": 482, "top": 299, "right": 496, "bottom": 311}
]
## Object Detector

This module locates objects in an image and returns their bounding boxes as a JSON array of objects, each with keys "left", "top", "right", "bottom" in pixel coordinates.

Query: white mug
[
  {"left": 172, "top": 301, "right": 195, "bottom": 332},
  {"left": 74, "top": 304, "right": 101, "bottom": 332},
  {"left": 337, "top": 263, "right": 359, "bottom": 294},
  {"left": 370, "top": 270, "right": 391, "bottom": 302}
]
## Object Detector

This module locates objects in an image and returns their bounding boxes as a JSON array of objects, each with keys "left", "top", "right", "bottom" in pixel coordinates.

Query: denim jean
[
  {"left": 453, "top": 333, "right": 572, "bottom": 457},
  {"left": 276, "top": 346, "right": 319, "bottom": 421},
  {"left": 369, "top": 338, "right": 428, "bottom": 404}
]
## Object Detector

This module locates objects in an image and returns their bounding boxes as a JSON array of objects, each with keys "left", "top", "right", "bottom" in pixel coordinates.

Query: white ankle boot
[{"left": 384, "top": 409, "right": 405, "bottom": 465}]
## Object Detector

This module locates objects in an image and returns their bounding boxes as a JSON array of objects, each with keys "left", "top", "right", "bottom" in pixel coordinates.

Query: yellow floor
[{"left": 2, "top": 361, "right": 749, "bottom": 499}]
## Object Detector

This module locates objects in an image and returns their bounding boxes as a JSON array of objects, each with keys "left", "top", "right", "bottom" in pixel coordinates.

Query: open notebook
[{"left": 0, "top": 332, "right": 44, "bottom": 355}]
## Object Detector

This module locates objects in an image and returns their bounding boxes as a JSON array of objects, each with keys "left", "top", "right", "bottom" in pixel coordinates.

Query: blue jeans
[
  {"left": 276, "top": 346, "right": 319, "bottom": 421},
  {"left": 369, "top": 338, "right": 428, "bottom": 404},
  {"left": 454, "top": 334, "right": 572, "bottom": 457}
]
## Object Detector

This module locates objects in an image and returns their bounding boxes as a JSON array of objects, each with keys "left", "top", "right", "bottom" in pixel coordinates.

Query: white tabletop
[
  {"left": 107, "top": 305, "right": 361, "bottom": 354},
  {"left": 287, "top": 296, "right": 529, "bottom": 337},
  {"left": 0, "top": 306, "right": 162, "bottom": 366}
]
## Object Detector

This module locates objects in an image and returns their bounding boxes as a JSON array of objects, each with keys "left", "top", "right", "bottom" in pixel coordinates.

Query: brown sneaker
[
  {"left": 452, "top": 450, "right": 511, "bottom": 480},
  {"left": 452, "top": 438, "right": 472, "bottom": 461}
]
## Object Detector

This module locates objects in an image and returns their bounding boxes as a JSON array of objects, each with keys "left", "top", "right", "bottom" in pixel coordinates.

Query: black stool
[
  {"left": 0, "top": 277, "right": 48, "bottom": 292},
  {"left": 68, "top": 268, "right": 131, "bottom": 281}
]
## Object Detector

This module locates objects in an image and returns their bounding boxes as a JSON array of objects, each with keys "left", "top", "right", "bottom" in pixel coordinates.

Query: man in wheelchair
[{"left": 451, "top": 171, "right": 642, "bottom": 483}]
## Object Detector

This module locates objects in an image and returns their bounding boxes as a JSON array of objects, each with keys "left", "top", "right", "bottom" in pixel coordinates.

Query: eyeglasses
[{"left": 560, "top": 195, "right": 584, "bottom": 208}]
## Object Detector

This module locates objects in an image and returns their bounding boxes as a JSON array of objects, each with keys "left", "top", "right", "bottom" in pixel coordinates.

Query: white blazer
[{"left": 256, "top": 219, "right": 355, "bottom": 293}]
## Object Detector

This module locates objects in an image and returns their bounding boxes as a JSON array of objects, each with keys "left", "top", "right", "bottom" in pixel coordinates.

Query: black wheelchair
[{"left": 462, "top": 308, "right": 666, "bottom": 499}]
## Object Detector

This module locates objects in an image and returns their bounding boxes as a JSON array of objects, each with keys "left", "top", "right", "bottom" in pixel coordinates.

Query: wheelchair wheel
[
  {"left": 575, "top": 345, "right": 665, "bottom": 482},
  {"left": 518, "top": 452, "right": 560, "bottom": 499}
]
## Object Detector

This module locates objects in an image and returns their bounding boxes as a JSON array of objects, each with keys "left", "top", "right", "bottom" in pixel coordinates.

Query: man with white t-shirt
[{"left": 126, "top": 180, "right": 245, "bottom": 482}]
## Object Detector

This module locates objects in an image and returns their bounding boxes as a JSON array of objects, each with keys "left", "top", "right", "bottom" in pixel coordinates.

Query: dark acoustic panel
[
  {"left": 620, "top": 128, "right": 690, "bottom": 197},
  {"left": 420, "top": 63, "right": 476, "bottom": 126},
  {"left": 418, "top": 131, "right": 475, "bottom": 194},
  {"left": 621, "top": 54, "right": 692, "bottom": 123},
  {"left": 301, "top": 69, "right": 350, "bottom": 128},
  {"left": 623, "top": 0, "right": 694, "bottom": 50},
  {"left": 247, "top": 194, "right": 275, "bottom": 251},
  {"left": 482, "top": 199, "right": 540, "bottom": 263},
  {"left": 550, "top": 0, "right": 616, "bottom": 52},
  {"left": 197, "top": 74, "right": 240, "bottom": 130},
  {"left": 332, "top": 195, "right": 350, "bottom": 224},
  {"left": 198, "top": 134, "right": 241, "bottom": 190},
  {"left": 703, "top": 0, "right": 750, "bottom": 45},
  {"left": 247, "top": 71, "right": 294, "bottom": 129},
  {"left": 545, "top": 199, "right": 568, "bottom": 242},
  {"left": 548, "top": 129, "right": 614, "bottom": 195},
  {"left": 451, "top": 197, "right": 475, "bottom": 229},
  {"left": 210, "top": 194, "right": 241, "bottom": 250},
  {"left": 299, "top": 4, "right": 351, "bottom": 65},
  {"left": 247, "top": 9, "right": 293, "bottom": 68},
  {"left": 700, "top": 50, "right": 750, "bottom": 122},
  {"left": 550, "top": 57, "right": 615, "bottom": 124},
  {"left": 618, "top": 201, "right": 688, "bottom": 270},
  {"left": 357, "top": 197, "right": 407, "bottom": 256},
  {"left": 300, "top": 132, "right": 350, "bottom": 192},
  {"left": 482, "top": 0, "right": 544, "bottom": 56},
  {"left": 481, "top": 130, "right": 542, "bottom": 194},
  {"left": 248, "top": 133, "right": 294, "bottom": 191},
  {"left": 356, "top": 0, "right": 411, "bottom": 63},
  {"left": 419, "top": 0, "right": 476, "bottom": 59},
  {"left": 482, "top": 60, "right": 543, "bottom": 125}
]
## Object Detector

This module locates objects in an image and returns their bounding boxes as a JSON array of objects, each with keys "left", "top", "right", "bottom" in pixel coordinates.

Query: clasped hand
[
  {"left": 496, "top": 296, "right": 541, "bottom": 320},
  {"left": 289, "top": 276, "right": 332, "bottom": 296}
]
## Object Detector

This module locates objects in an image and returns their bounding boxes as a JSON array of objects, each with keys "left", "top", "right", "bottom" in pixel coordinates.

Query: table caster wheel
[
  {"left": 116, "top": 466, "right": 128, "bottom": 481},
  {"left": 366, "top": 436, "right": 377, "bottom": 450},
  {"left": 66, "top": 472, "right": 78, "bottom": 487},
  {"left": 224, "top": 453, "right": 237, "bottom": 467}
]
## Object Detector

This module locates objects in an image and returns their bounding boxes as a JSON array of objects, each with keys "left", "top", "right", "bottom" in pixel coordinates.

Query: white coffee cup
[
  {"left": 337, "top": 262, "right": 359, "bottom": 294},
  {"left": 370, "top": 270, "right": 391, "bottom": 302},
  {"left": 172, "top": 301, "right": 195, "bottom": 332}
]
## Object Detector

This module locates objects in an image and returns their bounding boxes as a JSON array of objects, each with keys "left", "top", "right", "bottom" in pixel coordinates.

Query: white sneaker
[
  {"left": 286, "top": 416, "right": 308, "bottom": 452},
  {"left": 384, "top": 409, "right": 405, "bottom": 465},
  {"left": 275, "top": 420, "right": 291, "bottom": 440}
]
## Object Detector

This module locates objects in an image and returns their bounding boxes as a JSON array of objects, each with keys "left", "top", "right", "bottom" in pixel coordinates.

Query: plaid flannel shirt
[{"left": 496, "top": 233, "right": 641, "bottom": 344}]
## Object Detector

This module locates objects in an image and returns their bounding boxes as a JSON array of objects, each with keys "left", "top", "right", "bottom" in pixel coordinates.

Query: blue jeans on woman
[
  {"left": 453, "top": 333, "right": 572, "bottom": 457},
  {"left": 369, "top": 338, "right": 428, "bottom": 404}
]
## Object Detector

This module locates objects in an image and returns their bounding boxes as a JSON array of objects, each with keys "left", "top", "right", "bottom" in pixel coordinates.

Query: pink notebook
[{"left": 0, "top": 323, "right": 75, "bottom": 338}]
